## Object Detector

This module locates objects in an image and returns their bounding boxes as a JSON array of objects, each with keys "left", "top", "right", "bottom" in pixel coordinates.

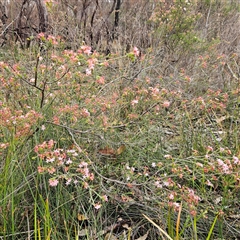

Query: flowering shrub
[
  {"left": 0, "top": 107, "right": 42, "bottom": 140},
  {"left": 1, "top": 3, "right": 240, "bottom": 237},
  {"left": 34, "top": 140, "right": 94, "bottom": 187}
]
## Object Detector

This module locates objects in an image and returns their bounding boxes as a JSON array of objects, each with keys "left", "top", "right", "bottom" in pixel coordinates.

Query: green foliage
[{"left": 0, "top": 1, "right": 240, "bottom": 239}]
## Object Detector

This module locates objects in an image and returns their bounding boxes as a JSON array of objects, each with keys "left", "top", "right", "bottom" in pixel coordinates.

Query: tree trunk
[
  {"left": 112, "top": 0, "right": 121, "bottom": 40},
  {"left": 35, "top": 0, "right": 48, "bottom": 33}
]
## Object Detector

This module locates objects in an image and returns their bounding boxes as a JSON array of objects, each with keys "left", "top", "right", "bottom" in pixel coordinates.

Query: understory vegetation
[{"left": 0, "top": 0, "right": 239, "bottom": 239}]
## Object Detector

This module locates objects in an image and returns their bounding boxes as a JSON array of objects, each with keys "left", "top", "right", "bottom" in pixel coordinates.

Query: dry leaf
[
  {"left": 116, "top": 144, "right": 126, "bottom": 155},
  {"left": 78, "top": 228, "right": 88, "bottom": 237},
  {"left": 216, "top": 116, "right": 228, "bottom": 124},
  {"left": 214, "top": 196, "right": 223, "bottom": 204},
  {"left": 122, "top": 223, "right": 131, "bottom": 230},
  {"left": 98, "top": 147, "right": 116, "bottom": 157},
  {"left": 121, "top": 195, "right": 134, "bottom": 202},
  {"left": 104, "top": 233, "right": 118, "bottom": 240},
  {"left": 135, "top": 231, "right": 149, "bottom": 240},
  {"left": 77, "top": 213, "right": 88, "bottom": 221}
]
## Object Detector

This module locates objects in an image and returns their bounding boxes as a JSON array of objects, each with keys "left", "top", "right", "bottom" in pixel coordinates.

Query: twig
[
  {"left": 66, "top": 127, "right": 83, "bottom": 153},
  {"left": 226, "top": 63, "right": 238, "bottom": 80},
  {"left": 0, "top": 15, "right": 19, "bottom": 37}
]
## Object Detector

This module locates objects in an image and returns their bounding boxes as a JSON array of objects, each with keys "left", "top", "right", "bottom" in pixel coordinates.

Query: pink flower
[
  {"left": 81, "top": 108, "right": 90, "bottom": 117},
  {"left": 96, "top": 76, "right": 105, "bottom": 85},
  {"left": 173, "top": 202, "right": 180, "bottom": 211},
  {"left": 217, "top": 159, "right": 224, "bottom": 166},
  {"left": 86, "top": 68, "right": 91, "bottom": 75},
  {"left": 37, "top": 32, "right": 45, "bottom": 40},
  {"left": 66, "top": 158, "right": 72, "bottom": 165},
  {"left": 102, "top": 195, "right": 108, "bottom": 202},
  {"left": 164, "top": 154, "right": 172, "bottom": 159},
  {"left": 196, "top": 162, "right": 203, "bottom": 168},
  {"left": 103, "top": 61, "right": 109, "bottom": 67},
  {"left": 168, "top": 193, "right": 174, "bottom": 200},
  {"left": 94, "top": 202, "right": 102, "bottom": 210},
  {"left": 233, "top": 156, "right": 239, "bottom": 165},
  {"left": 154, "top": 181, "right": 162, "bottom": 188},
  {"left": 162, "top": 101, "right": 170, "bottom": 108},
  {"left": 89, "top": 173, "right": 94, "bottom": 181},
  {"left": 81, "top": 45, "right": 92, "bottom": 55},
  {"left": 133, "top": 47, "right": 140, "bottom": 57},
  {"left": 79, "top": 161, "right": 88, "bottom": 168},
  {"left": 82, "top": 167, "right": 90, "bottom": 178},
  {"left": 47, "top": 139, "right": 55, "bottom": 149},
  {"left": 49, "top": 178, "right": 59, "bottom": 187},
  {"left": 206, "top": 179, "right": 214, "bottom": 187},
  {"left": 163, "top": 181, "right": 170, "bottom": 187},
  {"left": 151, "top": 87, "right": 160, "bottom": 95},
  {"left": 47, "top": 35, "right": 58, "bottom": 45},
  {"left": 87, "top": 58, "right": 97, "bottom": 70},
  {"left": 83, "top": 182, "right": 89, "bottom": 189},
  {"left": 46, "top": 157, "right": 55, "bottom": 163},
  {"left": 65, "top": 178, "right": 72, "bottom": 185},
  {"left": 187, "top": 188, "right": 200, "bottom": 205},
  {"left": 0, "top": 143, "right": 9, "bottom": 149},
  {"left": 190, "top": 209, "right": 197, "bottom": 216},
  {"left": 207, "top": 146, "right": 213, "bottom": 152},
  {"left": 151, "top": 162, "right": 156, "bottom": 167},
  {"left": 47, "top": 167, "right": 56, "bottom": 174},
  {"left": 131, "top": 99, "right": 138, "bottom": 106},
  {"left": 37, "top": 166, "right": 45, "bottom": 173},
  {"left": 219, "top": 147, "right": 225, "bottom": 152}
]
